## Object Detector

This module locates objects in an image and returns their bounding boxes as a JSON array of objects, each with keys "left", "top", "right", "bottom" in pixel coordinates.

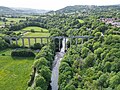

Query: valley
[{"left": 0, "top": 4, "right": 120, "bottom": 90}]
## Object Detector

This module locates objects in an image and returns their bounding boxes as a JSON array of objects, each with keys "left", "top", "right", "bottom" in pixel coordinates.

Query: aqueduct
[{"left": 9, "top": 36, "right": 93, "bottom": 50}]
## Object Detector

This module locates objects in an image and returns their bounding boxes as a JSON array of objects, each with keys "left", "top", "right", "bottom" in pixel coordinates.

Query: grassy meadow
[
  {"left": 22, "top": 26, "right": 49, "bottom": 32},
  {"left": 0, "top": 49, "right": 34, "bottom": 90},
  {"left": 13, "top": 26, "right": 50, "bottom": 46},
  {"left": 78, "top": 19, "right": 84, "bottom": 23}
]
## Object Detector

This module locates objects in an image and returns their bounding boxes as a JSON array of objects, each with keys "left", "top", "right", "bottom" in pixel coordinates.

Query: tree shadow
[{"left": 12, "top": 56, "right": 35, "bottom": 60}]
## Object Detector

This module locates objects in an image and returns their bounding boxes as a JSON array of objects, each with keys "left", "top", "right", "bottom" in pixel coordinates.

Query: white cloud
[{"left": 0, "top": 0, "right": 120, "bottom": 10}]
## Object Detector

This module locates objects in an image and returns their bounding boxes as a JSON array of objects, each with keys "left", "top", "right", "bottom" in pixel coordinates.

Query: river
[{"left": 50, "top": 38, "right": 68, "bottom": 90}]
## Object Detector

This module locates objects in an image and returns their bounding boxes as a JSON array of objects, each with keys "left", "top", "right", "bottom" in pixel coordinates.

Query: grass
[
  {"left": 22, "top": 26, "right": 49, "bottom": 32},
  {"left": 7, "top": 18, "right": 26, "bottom": 22},
  {"left": 0, "top": 49, "right": 34, "bottom": 90},
  {"left": 25, "top": 32, "right": 50, "bottom": 37},
  {"left": 11, "top": 26, "right": 50, "bottom": 46},
  {"left": 0, "top": 21, "right": 4, "bottom": 25},
  {"left": 13, "top": 29, "right": 50, "bottom": 46},
  {"left": 16, "top": 38, "right": 50, "bottom": 46},
  {"left": 78, "top": 19, "right": 84, "bottom": 23},
  {"left": 0, "top": 33, "right": 5, "bottom": 37}
]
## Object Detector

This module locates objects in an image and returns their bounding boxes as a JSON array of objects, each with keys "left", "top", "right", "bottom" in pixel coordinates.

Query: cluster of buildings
[{"left": 100, "top": 18, "right": 120, "bottom": 27}]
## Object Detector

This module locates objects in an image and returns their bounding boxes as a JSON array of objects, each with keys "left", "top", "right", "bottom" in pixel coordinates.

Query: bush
[
  {"left": 31, "top": 29, "right": 35, "bottom": 33},
  {"left": 11, "top": 49, "right": 35, "bottom": 57},
  {"left": 30, "top": 43, "right": 44, "bottom": 50},
  {"left": 33, "top": 57, "right": 48, "bottom": 70},
  {"left": 10, "top": 43, "right": 20, "bottom": 49},
  {"left": 0, "top": 37, "right": 9, "bottom": 50},
  {"left": 2, "top": 54, "right": 5, "bottom": 56},
  {"left": 35, "top": 75, "right": 47, "bottom": 90}
]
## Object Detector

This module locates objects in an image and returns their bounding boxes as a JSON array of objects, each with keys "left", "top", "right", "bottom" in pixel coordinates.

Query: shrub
[
  {"left": 11, "top": 49, "right": 35, "bottom": 57},
  {"left": 10, "top": 43, "right": 20, "bottom": 49},
  {"left": 2, "top": 54, "right": 5, "bottom": 56},
  {"left": 33, "top": 57, "right": 48, "bottom": 70},
  {"left": 0, "top": 37, "right": 9, "bottom": 50},
  {"left": 35, "top": 75, "right": 47, "bottom": 90},
  {"left": 31, "top": 29, "right": 35, "bottom": 33},
  {"left": 30, "top": 43, "right": 44, "bottom": 50}
]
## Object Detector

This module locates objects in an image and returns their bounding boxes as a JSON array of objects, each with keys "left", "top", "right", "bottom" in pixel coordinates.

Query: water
[{"left": 50, "top": 38, "right": 68, "bottom": 90}]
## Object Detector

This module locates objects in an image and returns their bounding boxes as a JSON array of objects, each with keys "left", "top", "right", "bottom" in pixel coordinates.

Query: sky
[{"left": 0, "top": 0, "right": 120, "bottom": 10}]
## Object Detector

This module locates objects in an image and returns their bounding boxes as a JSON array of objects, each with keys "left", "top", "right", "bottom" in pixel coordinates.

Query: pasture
[
  {"left": 0, "top": 49, "right": 34, "bottom": 90},
  {"left": 13, "top": 26, "right": 50, "bottom": 46},
  {"left": 22, "top": 26, "right": 49, "bottom": 33},
  {"left": 78, "top": 19, "right": 84, "bottom": 23}
]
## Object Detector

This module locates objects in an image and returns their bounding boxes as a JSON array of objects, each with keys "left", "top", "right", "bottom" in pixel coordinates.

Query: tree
[
  {"left": 35, "top": 75, "right": 47, "bottom": 90},
  {"left": 81, "top": 47, "right": 90, "bottom": 58},
  {"left": 38, "top": 66, "right": 51, "bottom": 82},
  {"left": 109, "top": 75, "right": 120, "bottom": 88},
  {"left": 94, "top": 32, "right": 101, "bottom": 40},
  {"left": 94, "top": 48, "right": 103, "bottom": 59},
  {"left": 64, "top": 84, "right": 76, "bottom": 90},
  {"left": 84, "top": 53, "right": 95, "bottom": 67},
  {"left": 96, "top": 25, "right": 108, "bottom": 33},
  {"left": 98, "top": 74, "right": 108, "bottom": 88},
  {"left": 33, "top": 57, "right": 48, "bottom": 70},
  {"left": 104, "top": 62, "right": 111, "bottom": 72},
  {"left": 93, "top": 42, "right": 101, "bottom": 50}
]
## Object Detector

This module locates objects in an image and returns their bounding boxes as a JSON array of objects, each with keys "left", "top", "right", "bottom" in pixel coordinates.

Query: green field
[
  {"left": 0, "top": 21, "right": 3, "bottom": 25},
  {"left": 0, "top": 33, "right": 5, "bottom": 37},
  {"left": 16, "top": 33, "right": 50, "bottom": 46},
  {"left": 25, "top": 32, "right": 50, "bottom": 37},
  {"left": 78, "top": 19, "right": 84, "bottom": 23},
  {"left": 0, "top": 49, "right": 34, "bottom": 90},
  {"left": 13, "top": 27, "right": 50, "bottom": 46},
  {"left": 22, "top": 26, "right": 49, "bottom": 32}
]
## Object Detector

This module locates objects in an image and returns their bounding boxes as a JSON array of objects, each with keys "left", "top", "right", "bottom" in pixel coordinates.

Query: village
[{"left": 100, "top": 18, "right": 120, "bottom": 27}]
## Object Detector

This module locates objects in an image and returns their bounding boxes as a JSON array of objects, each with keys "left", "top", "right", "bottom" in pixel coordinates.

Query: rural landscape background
[{"left": 0, "top": 0, "right": 120, "bottom": 90}]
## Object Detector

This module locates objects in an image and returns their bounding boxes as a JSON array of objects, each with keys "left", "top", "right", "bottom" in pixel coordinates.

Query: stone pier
[{"left": 9, "top": 36, "right": 93, "bottom": 49}]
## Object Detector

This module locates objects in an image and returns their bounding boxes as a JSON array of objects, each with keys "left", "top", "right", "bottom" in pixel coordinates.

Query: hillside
[
  {"left": 0, "top": 6, "right": 16, "bottom": 14},
  {"left": 11, "top": 7, "right": 49, "bottom": 14},
  {"left": 49, "top": 5, "right": 120, "bottom": 14},
  {"left": 0, "top": 6, "right": 49, "bottom": 15}
]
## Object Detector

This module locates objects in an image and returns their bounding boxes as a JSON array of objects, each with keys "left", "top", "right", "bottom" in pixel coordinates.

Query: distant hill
[
  {"left": 11, "top": 7, "right": 49, "bottom": 14},
  {"left": 48, "top": 5, "right": 120, "bottom": 14},
  {"left": 0, "top": 6, "right": 16, "bottom": 14},
  {"left": 0, "top": 6, "right": 50, "bottom": 15}
]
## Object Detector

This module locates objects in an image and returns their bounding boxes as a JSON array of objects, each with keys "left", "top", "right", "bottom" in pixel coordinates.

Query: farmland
[
  {"left": 13, "top": 26, "right": 50, "bottom": 46},
  {"left": 22, "top": 26, "right": 49, "bottom": 32},
  {"left": 0, "top": 49, "right": 34, "bottom": 90},
  {"left": 78, "top": 19, "right": 84, "bottom": 23}
]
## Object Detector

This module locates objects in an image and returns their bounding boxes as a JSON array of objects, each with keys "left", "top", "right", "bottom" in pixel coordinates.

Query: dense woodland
[{"left": 0, "top": 5, "right": 120, "bottom": 90}]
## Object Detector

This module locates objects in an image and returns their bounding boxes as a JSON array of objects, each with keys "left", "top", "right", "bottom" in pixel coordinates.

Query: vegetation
[
  {"left": 11, "top": 49, "right": 35, "bottom": 57},
  {"left": 28, "top": 45, "right": 55, "bottom": 90},
  {"left": 58, "top": 17, "right": 120, "bottom": 90},
  {"left": 0, "top": 49, "right": 34, "bottom": 90},
  {"left": 0, "top": 37, "right": 9, "bottom": 50},
  {"left": 0, "top": 4, "right": 120, "bottom": 90},
  {"left": 22, "top": 26, "right": 49, "bottom": 32}
]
